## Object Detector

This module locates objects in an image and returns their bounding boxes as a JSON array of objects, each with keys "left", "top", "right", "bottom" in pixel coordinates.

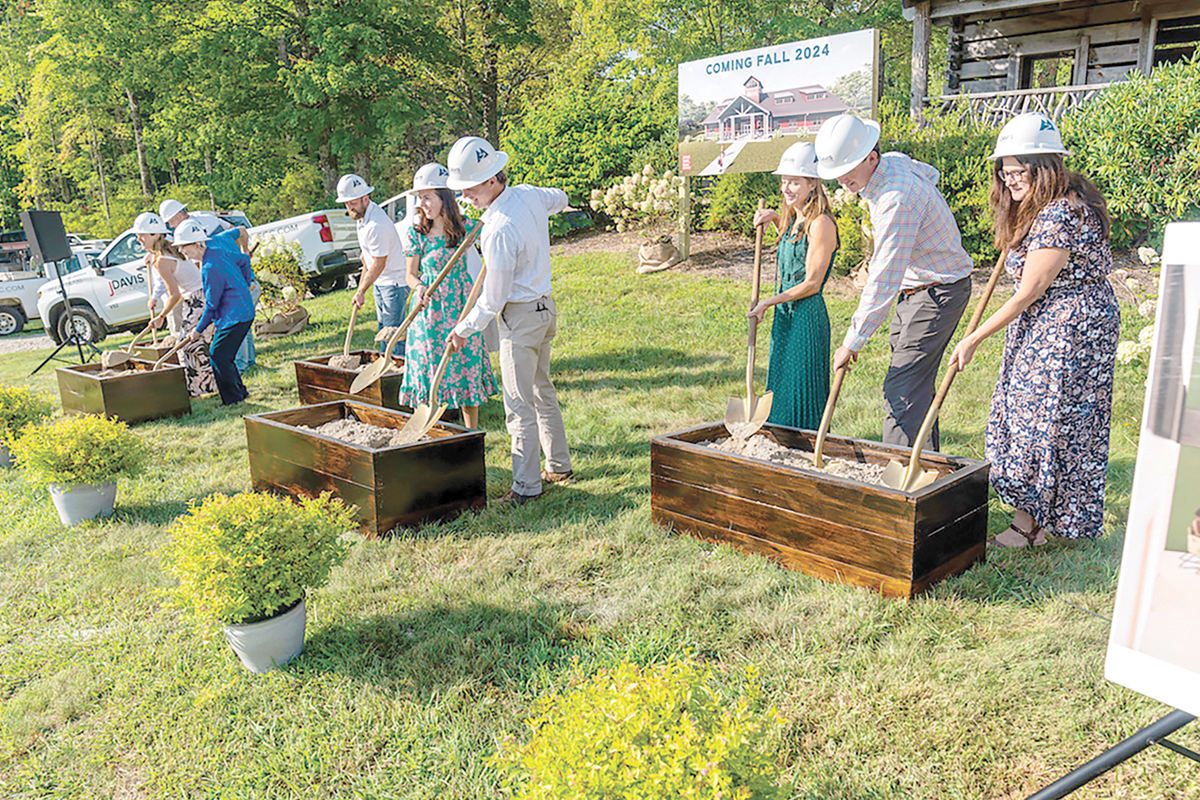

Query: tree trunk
[
  {"left": 204, "top": 153, "right": 216, "bottom": 209},
  {"left": 126, "top": 88, "right": 153, "bottom": 197},
  {"left": 318, "top": 134, "right": 338, "bottom": 197},
  {"left": 353, "top": 150, "right": 371, "bottom": 185},
  {"left": 911, "top": 0, "right": 931, "bottom": 124},
  {"left": 83, "top": 107, "right": 111, "bottom": 228}
]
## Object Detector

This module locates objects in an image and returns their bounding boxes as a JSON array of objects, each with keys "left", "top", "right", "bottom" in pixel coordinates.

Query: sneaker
[
  {"left": 496, "top": 489, "right": 540, "bottom": 507},
  {"left": 540, "top": 469, "right": 575, "bottom": 484}
]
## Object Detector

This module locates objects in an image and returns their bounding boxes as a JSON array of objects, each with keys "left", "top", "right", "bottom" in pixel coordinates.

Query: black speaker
[{"left": 19, "top": 210, "right": 72, "bottom": 264}]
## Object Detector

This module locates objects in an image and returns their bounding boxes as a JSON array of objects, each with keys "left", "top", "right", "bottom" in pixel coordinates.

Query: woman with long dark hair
[
  {"left": 398, "top": 163, "right": 497, "bottom": 429},
  {"left": 948, "top": 113, "right": 1120, "bottom": 547},
  {"left": 748, "top": 141, "right": 838, "bottom": 430}
]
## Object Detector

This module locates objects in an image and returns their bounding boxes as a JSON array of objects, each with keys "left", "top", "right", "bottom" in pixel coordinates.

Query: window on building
[
  {"left": 1020, "top": 51, "right": 1076, "bottom": 90},
  {"left": 1154, "top": 15, "right": 1200, "bottom": 66},
  {"left": 775, "top": 95, "right": 794, "bottom": 104}
]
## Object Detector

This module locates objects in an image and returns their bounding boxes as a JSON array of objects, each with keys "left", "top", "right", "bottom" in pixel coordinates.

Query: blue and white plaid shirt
[{"left": 843, "top": 153, "right": 973, "bottom": 352}]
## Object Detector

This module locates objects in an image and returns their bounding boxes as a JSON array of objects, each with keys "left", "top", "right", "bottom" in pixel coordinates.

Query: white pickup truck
[
  {"left": 247, "top": 209, "right": 363, "bottom": 293},
  {"left": 0, "top": 251, "right": 103, "bottom": 337}
]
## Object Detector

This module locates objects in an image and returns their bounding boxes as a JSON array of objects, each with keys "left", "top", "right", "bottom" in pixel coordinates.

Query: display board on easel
[{"left": 1106, "top": 221, "right": 1200, "bottom": 717}]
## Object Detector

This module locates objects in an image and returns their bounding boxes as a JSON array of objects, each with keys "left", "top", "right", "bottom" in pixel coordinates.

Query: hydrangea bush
[{"left": 590, "top": 165, "right": 686, "bottom": 234}]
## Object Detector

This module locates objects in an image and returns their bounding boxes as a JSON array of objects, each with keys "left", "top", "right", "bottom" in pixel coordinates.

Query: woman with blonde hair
[
  {"left": 948, "top": 113, "right": 1119, "bottom": 547},
  {"left": 132, "top": 212, "right": 215, "bottom": 397},
  {"left": 397, "top": 163, "right": 497, "bottom": 429},
  {"left": 747, "top": 141, "right": 839, "bottom": 429}
]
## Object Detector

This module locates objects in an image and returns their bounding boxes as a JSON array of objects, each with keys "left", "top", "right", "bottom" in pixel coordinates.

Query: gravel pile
[{"left": 703, "top": 433, "right": 887, "bottom": 486}]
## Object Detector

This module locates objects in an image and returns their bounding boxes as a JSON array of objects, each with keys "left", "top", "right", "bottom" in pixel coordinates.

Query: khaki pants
[{"left": 498, "top": 295, "right": 571, "bottom": 495}]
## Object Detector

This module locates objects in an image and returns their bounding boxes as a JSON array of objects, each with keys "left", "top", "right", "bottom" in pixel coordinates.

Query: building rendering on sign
[{"left": 702, "top": 77, "right": 850, "bottom": 142}]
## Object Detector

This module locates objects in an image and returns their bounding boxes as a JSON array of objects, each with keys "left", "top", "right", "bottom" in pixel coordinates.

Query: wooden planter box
[
  {"left": 650, "top": 422, "right": 989, "bottom": 598},
  {"left": 56, "top": 359, "right": 191, "bottom": 424},
  {"left": 294, "top": 350, "right": 462, "bottom": 424},
  {"left": 244, "top": 400, "right": 485, "bottom": 537},
  {"left": 128, "top": 341, "right": 178, "bottom": 365}
]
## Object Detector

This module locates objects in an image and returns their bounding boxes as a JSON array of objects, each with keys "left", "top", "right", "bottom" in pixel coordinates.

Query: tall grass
[{"left": 0, "top": 251, "right": 1191, "bottom": 799}]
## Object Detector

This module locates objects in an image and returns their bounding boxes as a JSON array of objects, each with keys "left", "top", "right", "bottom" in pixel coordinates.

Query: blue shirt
[{"left": 196, "top": 246, "right": 256, "bottom": 333}]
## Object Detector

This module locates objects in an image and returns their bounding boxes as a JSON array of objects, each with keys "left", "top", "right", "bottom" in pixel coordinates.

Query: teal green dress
[{"left": 765, "top": 220, "right": 835, "bottom": 430}]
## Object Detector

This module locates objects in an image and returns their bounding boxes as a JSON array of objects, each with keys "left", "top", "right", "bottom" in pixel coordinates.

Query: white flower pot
[
  {"left": 49, "top": 482, "right": 117, "bottom": 526},
  {"left": 0, "top": 443, "right": 13, "bottom": 468},
  {"left": 224, "top": 600, "right": 307, "bottom": 674}
]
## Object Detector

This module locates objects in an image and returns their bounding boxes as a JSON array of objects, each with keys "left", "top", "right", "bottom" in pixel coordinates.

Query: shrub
[
  {"left": 12, "top": 414, "right": 149, "bottom": 487},
  {"left": 491, "top": 660, "right": 788, "bottom": 799},
  {"left": 700, "top": 172, "right": 786, "bottom": 238},
  {"left": 251, "top": 236, "right": 309, "bottom": 307},
  {"left": 590, "top": 164, "right": 686, "bottom": 234},
  {"left": 830, "top": 188, "right": 872, "bottom": 275},
  {"left": 1060, "top": 55, "right": 1200, "bottom": 249},
  {"left": 159, "top": 491, "right": 354, "bottom": 626},
  {"left": 0, "top": 384, "right": 54, "bottom": 448}
]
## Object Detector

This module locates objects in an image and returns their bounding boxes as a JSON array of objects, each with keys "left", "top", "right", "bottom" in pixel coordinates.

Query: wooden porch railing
[{"left": 931, "top": 83, "right": 1113, "bottom": 126}]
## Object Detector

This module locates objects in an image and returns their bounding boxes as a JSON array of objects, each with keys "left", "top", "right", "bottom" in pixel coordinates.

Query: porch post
[{"left": 911, "top": 0, "right": 932, "bottom": 123}]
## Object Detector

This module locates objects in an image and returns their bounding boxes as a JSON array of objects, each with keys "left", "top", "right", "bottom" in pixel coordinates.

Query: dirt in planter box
[
  {"left": 303, "top": 418, "right": 430, "bottom": 447},
  {"left": 702, "top": 434, "right": 888, "bottom": 486}
]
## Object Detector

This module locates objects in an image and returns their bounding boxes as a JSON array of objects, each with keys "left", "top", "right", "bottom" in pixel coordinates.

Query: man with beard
[{"left": 339, "top": 173, "right": 408, "bottom": 356}]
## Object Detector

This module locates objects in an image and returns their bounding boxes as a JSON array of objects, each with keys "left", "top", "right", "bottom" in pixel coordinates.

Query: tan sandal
[{"left": 989, "top": 521, "right": 1048, "bottom": 549}]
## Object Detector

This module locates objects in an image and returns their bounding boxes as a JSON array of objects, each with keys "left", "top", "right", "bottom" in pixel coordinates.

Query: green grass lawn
[{"left": 1, "top": 250, "right": 1194, "bottom": 799}]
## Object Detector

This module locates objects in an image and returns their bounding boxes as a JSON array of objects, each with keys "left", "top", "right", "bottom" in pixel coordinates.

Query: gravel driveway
[{"left": 0, "top": 332, "right": 55, "bottom": 355}]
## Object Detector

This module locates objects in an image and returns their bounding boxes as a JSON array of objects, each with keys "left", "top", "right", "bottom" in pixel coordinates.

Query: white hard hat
[
  {"left": 989, "top": 112, "right": 1071, "bottom": 160},
  {"left": 158, "top": 199, "right": 188, "bottom": 222},
  {"left": 336, "top": 173, "right": 374, "bottom": 203},
  {"left": 773, "top": 141, "right": 821, "bottom": 178},
  {"left": 132, "top": 212, "right": 170, "bottom": 235},
  {"left": 172, "top": 218, "right": 209, "bottom": 245},
  {"left": 814, "top": 115, "right": 881, "bottom": 180},
  {"left": 446, "top": 136, "right": 508, "bottom": 190},
  {"left": 403, "top": 163, "right": 450, "bottom": 197}
]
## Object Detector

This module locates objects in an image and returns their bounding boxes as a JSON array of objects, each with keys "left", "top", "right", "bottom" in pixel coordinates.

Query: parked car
[
  {"left": 247, "top": 209, "right": 364, "bottom": 293},
  {"left": 67, "top": 233, "right": 110, "bottom": 250},
  {"left": 36, "top": 245, "right": 145, "bottom": 344},
  {"left": 0, "top": 250, "right": 98, "bottom": 336}
]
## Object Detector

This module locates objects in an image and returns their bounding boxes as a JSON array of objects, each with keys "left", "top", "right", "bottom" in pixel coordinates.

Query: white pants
[{"left": 498, "top": 295, "right": 571, "bottom": 495}]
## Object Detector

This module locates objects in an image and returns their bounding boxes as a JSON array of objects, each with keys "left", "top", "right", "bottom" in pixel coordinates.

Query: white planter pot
[
  {"left": 49, "top": 482, "right": 117, "bottom": 526},
  {"left": 0, "top": 443, "right": 12, "bottom": 468},
  {"left": 224, "top": 600, "right": 307, "bottom": 674}
]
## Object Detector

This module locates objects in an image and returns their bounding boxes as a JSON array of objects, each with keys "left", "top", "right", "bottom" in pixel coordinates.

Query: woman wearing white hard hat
[
  {"left": 746, "top": 141, "right": 838, "bottom": 429},
  {"left": 176, "top": 218, "right": 256, "bottom": 406},
  {"left": 396, "top": 163, "right": 498, "bottom": 429},
  {"left": 947, "top": 112, "right": 1119, "bottom": 548},
  {"left": 132, "top": 212, "right": 216, "bottom": 397}
]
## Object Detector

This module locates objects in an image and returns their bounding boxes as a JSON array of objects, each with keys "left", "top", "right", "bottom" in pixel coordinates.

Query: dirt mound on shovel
[{"left": 703, "top": 433, "right": 887, "bottom": 486}]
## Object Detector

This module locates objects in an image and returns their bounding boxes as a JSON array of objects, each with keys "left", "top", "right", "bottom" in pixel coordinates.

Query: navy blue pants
[{"left": 209, "top": 320, "right": 253, "bottom": 405}]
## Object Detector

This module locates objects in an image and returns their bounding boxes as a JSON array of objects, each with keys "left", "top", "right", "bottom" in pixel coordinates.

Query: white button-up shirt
[
  {"left": 356, "top": 201, "right": 406, "bottom": 287},
  {"left": 455, "top": 184, "right": 568, "bottom": 336}
]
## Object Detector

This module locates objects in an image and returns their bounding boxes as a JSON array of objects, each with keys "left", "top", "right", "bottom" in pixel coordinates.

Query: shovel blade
[
  {"left": 882, "top": 458, "right": 939, "bottom": 492},
  {"left": 724, "top": 391, "right": 772, "bottom": 439},
  {"left": 349, "top": 360, "right": 388, "bottom": 394},
  {"left": 101, "top": 350, "right": 133, "bottom": 369},
  {"left": 393, "top": 402, "right": 446, "bottom": 445}
]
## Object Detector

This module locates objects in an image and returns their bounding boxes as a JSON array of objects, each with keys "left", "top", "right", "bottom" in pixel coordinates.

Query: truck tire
[
  {"left": 312, "top": 276, "right": 348, "bottom": 294},
  {"left": 57, "top": 305, "right": 107, "bottom": 344},
  {"left": 0, "top": 305, "right": 25, "bottom": 336}
]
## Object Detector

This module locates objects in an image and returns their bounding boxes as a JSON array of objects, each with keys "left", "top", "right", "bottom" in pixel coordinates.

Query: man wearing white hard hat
[
  {"left": 176, "top": 219, "right": 256, "bottom": 406},
  {"left": 339, "top": 173, "right": 408, "bottom": 357},
  {"left": 814, "top": 114, "right": 973, "bottom": 450},
  {"left": 445, "top": 135, "right": 572, "bottom": 507},
  {"left": 158, "top": 198, "right": 258, "bottom": 372}
]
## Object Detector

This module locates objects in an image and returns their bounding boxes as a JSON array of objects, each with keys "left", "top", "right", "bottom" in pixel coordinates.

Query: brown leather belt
[{"left": 899, "top": 282, "right": 941, "bottom": 298}]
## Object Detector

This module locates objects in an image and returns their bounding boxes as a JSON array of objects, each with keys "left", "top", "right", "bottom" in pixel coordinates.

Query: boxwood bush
[
  {"left": 0, "top": 384, "right": 54, "bottom": 448},
  {"left": 12, "top": 414, "right": 149, "bottom": 487}
]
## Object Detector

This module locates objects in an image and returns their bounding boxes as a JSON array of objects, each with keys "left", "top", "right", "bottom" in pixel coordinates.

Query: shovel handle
[
  {"left": 750, "top": 198, "right": 766, "bottom": 307},
  {"left": 899, "top": 249, "right": 1009, "bottom": 488},
  {"left": 813, "top": 366, "right": 847, "bottom": 468},
  {"left": 343, "top": 304, "right": 359, "bottom": 357},
  {"left": 124, "top": 323, "right": 154, "bottom": 353},
  {"left": 744, "top": 199, "right": 767, "bottom": 407}
]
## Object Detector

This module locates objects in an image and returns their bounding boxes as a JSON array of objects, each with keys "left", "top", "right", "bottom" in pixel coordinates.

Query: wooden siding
[{"left": 922, "top": 0, "right": 1200, "bottom": 95}]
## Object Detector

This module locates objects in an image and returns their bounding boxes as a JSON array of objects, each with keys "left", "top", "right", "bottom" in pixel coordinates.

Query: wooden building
[
  {"left": 702, "top": 77, "right": 850, "bottom": 142},
  {"left": 906, "top": 0, "right": 1200, "bottom": 122}
]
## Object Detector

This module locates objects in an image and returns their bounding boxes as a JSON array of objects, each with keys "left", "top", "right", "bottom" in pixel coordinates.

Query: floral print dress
[
  {"left": 985, "top": 198, "right": 1120, "bottom": 538},
  {"left": 398, "top": 219, "right": 498, "bottom": 409}
]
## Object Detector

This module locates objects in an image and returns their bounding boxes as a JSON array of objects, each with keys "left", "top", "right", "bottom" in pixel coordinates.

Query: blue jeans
[
  {"left": 210, "top": 320, "right": 253, "bottom": 405},
  {"left": 374, "top": 283, "right": 408, "bottom": 358},
  {"left": 234, "top": 281, "right": 261, "bottom": 372}
]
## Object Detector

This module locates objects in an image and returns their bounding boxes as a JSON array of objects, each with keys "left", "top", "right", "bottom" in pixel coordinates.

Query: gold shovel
[
  {"left": 392, "top": 264, "right": 488, "bottom": 445},
  {"left": 327, "top": 305, "right": 361, "bottom": 371},
  {"left": 882, "top": 251, "right": 1008, "bottom": 492},
  {"left": 811, "top": 366, "right": 848, "bottom": 469},
  {"left": 349, "top": 225, "right": 482, "bottom": 395},
  {"left": 100, "top": 323, "right": 156, "bottom": 369},
  {"left": 724, "top": 199, "right": 773, "bottom": 438}
]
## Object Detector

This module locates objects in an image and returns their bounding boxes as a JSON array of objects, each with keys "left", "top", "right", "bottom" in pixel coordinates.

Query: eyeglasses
[{"left": 999, "top": 167, "right": 1029, "bottom": 183}]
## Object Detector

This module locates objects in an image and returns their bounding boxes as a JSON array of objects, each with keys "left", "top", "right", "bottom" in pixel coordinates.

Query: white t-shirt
[{"left": 356, "top": 202, "right": 406, "bottom": 287}]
